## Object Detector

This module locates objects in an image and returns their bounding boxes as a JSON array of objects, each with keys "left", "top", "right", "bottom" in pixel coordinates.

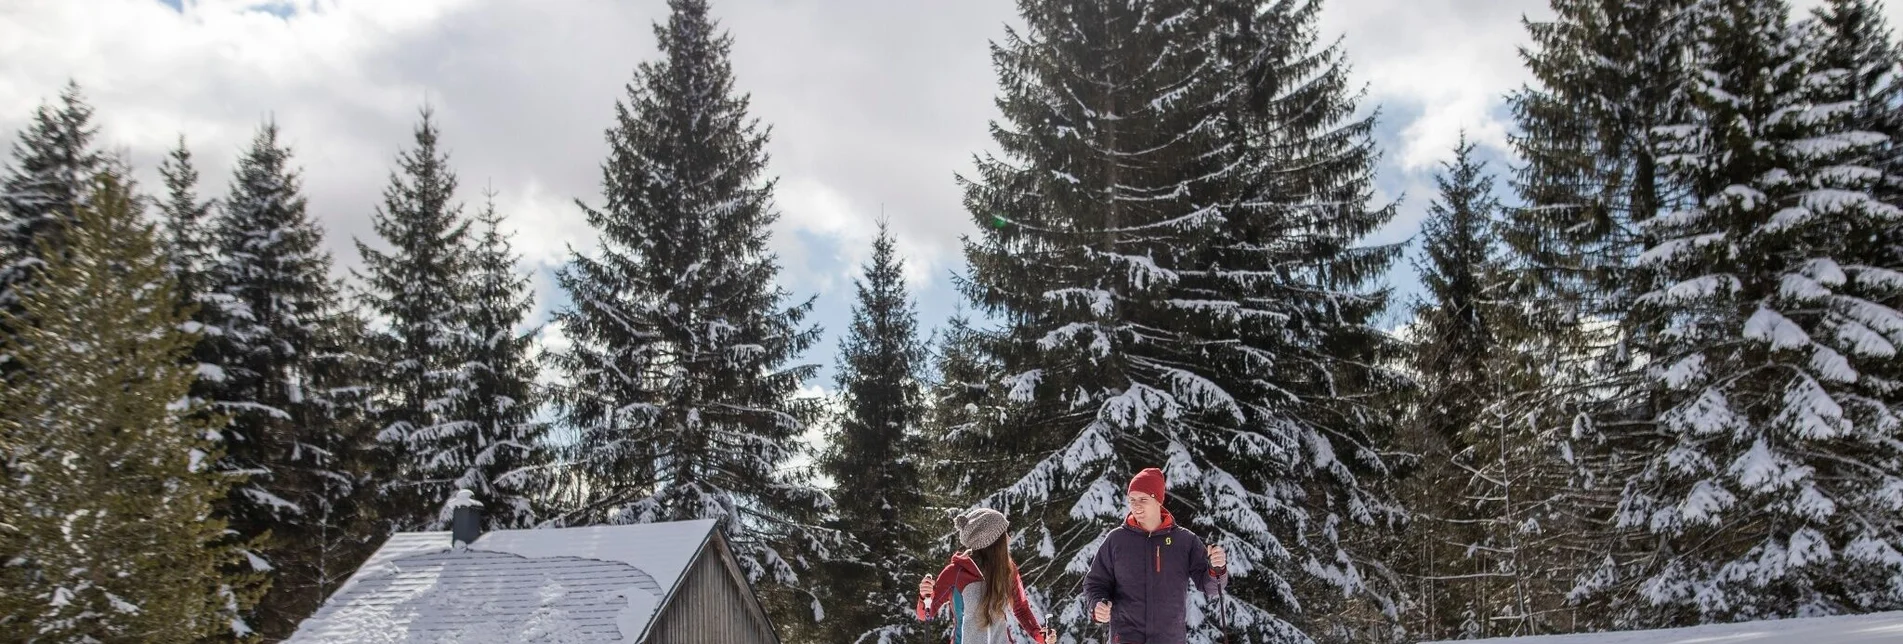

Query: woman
[{"left": 916, "top": 507, "right": 1053, "bottom": 644}]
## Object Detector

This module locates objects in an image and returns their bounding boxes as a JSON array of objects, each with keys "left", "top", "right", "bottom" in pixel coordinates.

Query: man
[{"left": 1083, "top": 467, "right": 1228, "bottom": 643}]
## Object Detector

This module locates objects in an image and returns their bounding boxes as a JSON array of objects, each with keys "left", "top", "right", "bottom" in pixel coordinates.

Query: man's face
[{"left": 1128, "top": 491, "right": 1159, "bottom": 524}]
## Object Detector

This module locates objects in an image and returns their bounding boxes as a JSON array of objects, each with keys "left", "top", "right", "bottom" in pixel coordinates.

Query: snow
[
  {"left": 1662, "top": 387, "right": 1740, "bottom": 436},
  {"left": 1776, "top": 375, "right": 1847, "bottom": 440},
  {"left": 1730, "top": 438, "right": 1801, "bottom": 492},
  {"left": 195, "top": 362, "right": 226, "bottom": 382},
  {"left": 1800, "top": 188, "right": 1885, "bottom": 216},
  {"left": 1043, "top": 288, "right": 1113, "bottom": 316},
  {"left": 1811, "top": 164, "right": 1881, "bottom": 186},
  {"left": 1840, "top": 298, "right": 1903, "bottom": 340},
  {"left": 1833, "top": 321, "right": 1898, "bottom": 359},
  {"left": 1643, "top": 274, "right": 1739, "bottom": 305},
  {"left": 1100, "top": 384, "right": 1180, "bottom": 429},
  {"left": 1765, "top": 206, "right": 1811, "bottom": 234},
  {"left": 1779, "top": 273, "right": 1831, "bottom": 301},
  {"left": 105, "top": 592, "right": 140, "bottom": 614},
  {"left": 1853, "top": 266, "right": 1903, "bottom": 291},
  {"left": 1715, "top": 184, "right": 1768, "bottom": 210},
  {"left": 1788, "top": 131, "right": 1887, "bottom": 159},
  {"left": 1846, "top": 535, "right": 1903, "bottom": 567},
  {"left": 1005, "top": 369, "right": 1044, "bottom": 402},
  {"left": 1808, "top": 345, "right": 1858, "bottom": 383},
  {"left": 1660, "top": 354, "right": 1707, "bottom": 389},
  {"left": 614, "top": 585, "right": 660, "bottom": 642},
  {"left": 468, "top": 520, "right": 714, "bottom": 589},
  {"left": 1744, "top": 307, "right": 1811, "bottom": 350},
  {"left": 1070, "top": 477, "right": 1123, "bottom": 520},
  {"left": 446, "top": 489, "right": 483, "bottom": 509},
  {"left": 1419, "top": 610, "right": 1903, "bottom": 643},
  {"left": 241, "top": 488, "right": 302, "bottom": 515},
  {"left": 1678, "top": 479, "right": 1735, "bottom": 526},
  {"left": 1638, "top": 233, "right": 1725, "bottom": 266}
]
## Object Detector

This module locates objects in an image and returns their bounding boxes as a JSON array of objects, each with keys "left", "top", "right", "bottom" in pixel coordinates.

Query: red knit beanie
[{"left": 1128, "top": 468, "right": 1166, "bottom": 504}]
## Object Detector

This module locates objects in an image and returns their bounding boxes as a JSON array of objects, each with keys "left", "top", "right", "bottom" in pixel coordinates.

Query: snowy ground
[{"left": 1422, "top": 611, "right": 1903, "bottom": 643}]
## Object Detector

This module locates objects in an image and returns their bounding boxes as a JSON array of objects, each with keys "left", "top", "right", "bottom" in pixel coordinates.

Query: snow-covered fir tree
[
  {"left": 295, "top": 288, "right": 384, "bottom": 612},
  {"left": 1807, "top": 0, "right": 1903, "bottom": 208},
  {"left": 545, "top": 0, "right": 838, "bottom": 632},
  {"left": 1805, "top": 0, "right": 1903, "bottom": 393},
  {"left": 815, "top": 222, "right": 933, "bottom": 644},
  {"left": 201, "top": 121, "right": 379, "bottom": 639},
  {"left": 1398, "top": 137, "right": 1516, "bottom": 640},
  {"left": 1572, "top": 0, "right": 1903, "bottom": 626},
  {"left": 0, "top": 174, "right": 265, "bottom": 642},
  {"left": 0, "top": 82, "right": 110, "bottom": 324},
  {"left": 1500, "top": 0, "right": 1706, "bottom": 630},
  {"left": 435, "top": 191, "right": 547, "bottom": 530},
  {"left": 352, "top": 108, "right": 477, "bottom": 531},
  {"left": 957, "top": 0, "right": 1405, "bottom": 640},
  {"left": 157, "top": 135, "right": 215, "bottom": 307},
  {"left": 922, "top": 313, "right": 1008, "bottom": 509},
  {"left": 1394, "top": 136, "right": 1583, "bottom": 639}
]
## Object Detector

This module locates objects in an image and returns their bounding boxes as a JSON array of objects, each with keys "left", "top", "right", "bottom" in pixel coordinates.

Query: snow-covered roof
[
  {"left": 1422, "top": 610, "right": 1903, "bottom": 644},
  {"left": 286, "top": 519, "right": 722, "bottom": 643}
]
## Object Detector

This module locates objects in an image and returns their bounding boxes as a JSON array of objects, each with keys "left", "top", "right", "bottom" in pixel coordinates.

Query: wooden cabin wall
[{"left": 646, "top": 538, "right": 779, "bottom": 644}]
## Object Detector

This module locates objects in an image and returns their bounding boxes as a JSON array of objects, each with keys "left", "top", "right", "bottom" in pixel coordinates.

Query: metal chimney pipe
[{"left": 449, "top": 489, "right": 483, "bottom": 549}]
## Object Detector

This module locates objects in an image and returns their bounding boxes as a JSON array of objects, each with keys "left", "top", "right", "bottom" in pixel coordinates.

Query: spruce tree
[
  {"left": 0, "top": 174, "right": 265, "bottom": 642},
  {"left": 1398, "top": 138, "right": 1508, "bottom": 639},
  {"left": 1395, "top": 138, "right": 1577, "bottom": 639},
  {"left": 158, "top": 135, "right": 215, "bottom": 306},
  {"left": 1808, "top": 0, "right": 1903, "bottom": 207},
  {"left": 957, "top": 0, "right": 1404, "bottom": 640},
  {"left": 1807, "top": 0, "right": 1903, "bottom": 387},
  {"left": 1575, "top": 0, "right": 1903, "bottom": 626},
  {"left": 545, "top": 0, "right": 837, "bottom": 632},
  {"left": 816, "top": 222, "right": 932, "bottom": 644},
  {"left": 202, "top": 121, "right": 377, "bottom": 638},
  {"left": 919, "top": 312, "right": 1015, "bottom": 553},
  {"left": 1501, "top": 0, "right": 1705, "bottom": 630},
  {"left": 1502, "top": 0, "right": 1703, "bottom": 447},
  {"left": 437, "top": 191, "right": 548, "bottom": 530},
  {"left": 352, "top": 108, "right": 475, "bottom": 530},
  {"left": 0, "top": 82, "right": 109, "bottom": 325}
]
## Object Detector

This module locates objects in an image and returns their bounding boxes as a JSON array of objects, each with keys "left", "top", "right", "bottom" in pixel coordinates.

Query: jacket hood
[{"left": 948, "top": 551, "right": 986, "bottom": 580}]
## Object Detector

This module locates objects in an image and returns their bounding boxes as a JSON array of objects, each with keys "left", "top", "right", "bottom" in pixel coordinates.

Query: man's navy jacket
[{"left": 1083, "top": 510, "right": 1229, "bottom": 643}]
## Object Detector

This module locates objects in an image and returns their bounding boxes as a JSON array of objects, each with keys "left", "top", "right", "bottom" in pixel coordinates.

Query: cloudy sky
[{"left": 1, "top": 0, "right": 1890, "bottom": 394}]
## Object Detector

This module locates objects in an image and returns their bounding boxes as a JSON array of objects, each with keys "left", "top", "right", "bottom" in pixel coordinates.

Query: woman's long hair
[{"left": 967, "top": 535, "right": 1017, "bottom": 628}]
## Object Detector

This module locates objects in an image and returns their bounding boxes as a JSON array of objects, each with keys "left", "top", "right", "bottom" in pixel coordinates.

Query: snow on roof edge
[{"left": 629, "top": 525, "right": 718, "bottom": 644}]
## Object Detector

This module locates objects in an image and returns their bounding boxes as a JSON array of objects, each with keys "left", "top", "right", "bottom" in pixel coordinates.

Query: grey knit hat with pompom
[{"left": 954, "top": 507, "right": 1009, "bottom": 550}]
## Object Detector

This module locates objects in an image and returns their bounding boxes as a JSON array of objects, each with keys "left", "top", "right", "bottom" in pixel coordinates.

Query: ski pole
[{"left": 1218, "top": 582, "right": 1229, "bottom": 644}]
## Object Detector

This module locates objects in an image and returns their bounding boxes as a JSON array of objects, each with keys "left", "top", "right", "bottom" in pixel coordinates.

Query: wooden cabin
[{"left": 286, "top": 492, "right": 779, "bottom": 643}]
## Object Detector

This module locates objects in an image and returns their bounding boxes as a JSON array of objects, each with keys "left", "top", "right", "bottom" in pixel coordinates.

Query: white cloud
[
  {"left": 9, "top": 0, "right": 1901, "bottom": 353},
  {"left": 1317, "top": 0, "right": 1548, "bottom": 171},
  {"left": 0, "top": 0, "right": 1007, "bottom": 336},
  {"left": 775, "top": 176, "right": 943, "bottom": 294},
  {"left": 1318, "top": 0, "right": 1903, "bottom": 174}
]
